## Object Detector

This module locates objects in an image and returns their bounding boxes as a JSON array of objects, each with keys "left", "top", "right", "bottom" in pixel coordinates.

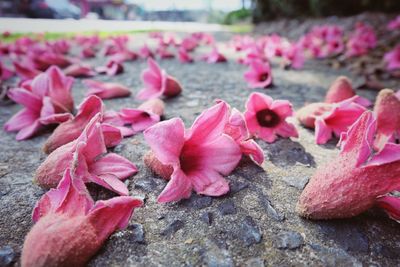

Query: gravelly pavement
[{"left": 1, "top": 31, "right": 399, "bottom": 267}]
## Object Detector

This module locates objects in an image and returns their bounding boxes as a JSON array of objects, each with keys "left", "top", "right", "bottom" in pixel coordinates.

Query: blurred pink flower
[
  {"left": 345, "top": 22, "right": 377, "bottom": 58},
  {"left": 325, "top": 76, "right": 371, "bottom": 106},
  {"left": 283, "top": 43, "right": 304, "bottom": 69},
  {"left": 244, "top": 92, "right": 298, "bottom": 143},
  {"left": 0, "top": 62, "right": 13, "bottom": 81},
  {"left": 96, "top": 60, "right": 124, "bottom": 76},
  {"left": 387, "top": 15, "right": 400, "bottom": 30},
  {"left": 139, "top": 44, "right": 154, "bottom": 59},
  {"left": 64, "top": 63, "right": 96, "bottom": 77},
  {"left": 22, "top": 168, "right": 142, "bottom": 267},
  {"left": 13, "top": 61, "right": 41, "bottom": 81},
  {"left": 297, "top": 111, "right": 400, "bottom": 220},
  {"left": 178, "top": 48, "right": 194, "bottom": 63},
  {"left": 384, "top": 45, "right": 400, "bottom": 71},
  {"left": 83, "top": 79, "right": 131, "bottom": 99},
  {"left": 36, "top": 114, "right": 136, "bottom": 195},
  {"left": 243, "top": 60, "right": 273, "bottom": 89},
  {"left": 144, "top": 101, "right": 241, "bottom": 202},
  {"left": 80, "top": 46, "right": 97, "bottom": 58},
  {"left": 201, "top": 47, "right": 227, "bottom": 63},
  {"left": 136, "top": 58, "right": 182, "bottom": 100}
]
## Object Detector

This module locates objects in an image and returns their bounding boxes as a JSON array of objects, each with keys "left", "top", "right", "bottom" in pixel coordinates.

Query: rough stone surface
[
  {"left": 0, "top": 246, "right": 15, "bottom": 267},
  {"left": 273, "top": 231, "right": 304, "bottom": 250},
  {"left": 240, "top": 216, "right": 262, "bottom": 246},
  {"left": 1, "top": 22, "right": 400, "bottom": 266}
]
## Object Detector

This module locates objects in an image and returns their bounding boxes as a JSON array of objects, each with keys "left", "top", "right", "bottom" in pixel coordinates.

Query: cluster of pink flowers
[{"left": 345, "top": 22, "right": 377, "bottom": 58}]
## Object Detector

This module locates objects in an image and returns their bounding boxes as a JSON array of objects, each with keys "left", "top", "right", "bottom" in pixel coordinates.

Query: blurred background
[{"left": 1, "top": 0, "right": 399, "bottom": 24}]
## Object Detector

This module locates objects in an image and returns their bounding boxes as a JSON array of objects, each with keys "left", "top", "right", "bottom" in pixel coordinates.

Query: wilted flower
[{"left": 244, "top": 60, "right": 273, "bottom": 89}]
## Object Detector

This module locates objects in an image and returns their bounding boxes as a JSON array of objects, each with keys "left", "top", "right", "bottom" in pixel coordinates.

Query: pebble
[
  {"left": 258, "top": 196, "right": 285, "bottom": 221},
  {"left": 182, "top": 194, "right": 213, "bottom": 210},
  {"left": 201, "top": 212, "right": 213, "bottom": 226},
  {"left": 282, "top": 176, "right": 309, "bottom": 190},
  {"left": 229, "top": 180, "right": 249, "bottom": 194},
  {"left": 0, "top": 246, "right": 14, "bottom": 266},
  {"left": 274, "top": 231, "right": 304, "bottom": 249},
  {"left": 246, "top": 257, "right": 265, "bottom": 267},
  {"left": 310, "top": 244, "right": 362, "bottom": 267},
  {"left": 202, "top": 244, "right": 234, "bottom": 267},
  {"left": 134, "top": 178, "right": 158, "bottom": 192},
  {"left": 128, "top": 223, "right": 145, "bottom": 244},
  {"left": 218, "top": 200, "right": 237, "bottom": 216},
  {"left": 161, "top": 220, "right": 184, "bottom": 236},
  {"left": 240, "top": 216, "right": 262, "bottom": 246}
]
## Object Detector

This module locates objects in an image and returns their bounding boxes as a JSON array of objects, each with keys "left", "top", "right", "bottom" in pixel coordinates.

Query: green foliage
[{"left": 223, "top": 8, "right": 251, "bottom": 25}]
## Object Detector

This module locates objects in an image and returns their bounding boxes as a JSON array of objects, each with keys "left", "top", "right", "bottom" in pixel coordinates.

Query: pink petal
[
  {"left": 90, "top": 153, "right": 138, "bottom": 181},
  {"left": 8, "top": 88, "right": 42, "bottom": 111},
  {"left": 366, "top": 143, "right": 400, "bottom": 166},
  {"left": 190, "top": 169, "right": 230, "bottom": 196},
  {"left": 4, "top": 108, "right": 37, "bottom": 132},
  {"left": 315, "top": 118, "right": 333, "bottom": 145},
  {"left": 157, "top": 169, "right": 192, "bottom": 203},
  {"left": 136, "top": 86, "right": 163, "bottom": 100},
  {"left": 30, "top": 72, "right": 49, "bottom": 97},
  {"left": 240, "top": 139, "right": 264, "bottom": 165},
  {"left": 90, "top": 174, "right": 129, "bottom": 196},
  {"left": 47, "top": 66, "right": 74, "bottom": 112},
  {"left": 271, "top": 100, "right": 293, "bottom": 117},
  {"left": 144, "top": 118, "right": 185, "bottom": 166},
  {"left": 101, "top": 124, "right": 123, "bottom": 147},
  {"left": 275, "top": 122, "right": 299, "bottom": 138},
  {"left": 245, "top": 92, "right": 273, "bottom": 114},
  {"left": 376, "top": 196, "right": 400, "bottom": 222},
  {"left": 15, "top": 120, "right": 42, "bottom": 140}
]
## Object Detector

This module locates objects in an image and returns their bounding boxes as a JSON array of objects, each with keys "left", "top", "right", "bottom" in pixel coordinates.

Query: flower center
[
  {"left": 259, "top": 73, "right": 269, "bottom": 82},
  {"left": 179, "top": 144, "right": 199, "bottom": 175},
  {"left": 256, "top": 109, "right": 280, "bottom": 127}
]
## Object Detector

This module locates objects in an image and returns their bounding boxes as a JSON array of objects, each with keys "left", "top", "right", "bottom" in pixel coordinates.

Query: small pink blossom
[
  {"left": 180, "top": 37, "right": 198, "bottom": 52},
  {"left": 96, "top": 60, "right": 124, "bottom": 76},
  {"left": 224, "top": 108, "right": 264, "bottom": 165},
  {"left": 282, "top": 43, "right": 304, "bottom": 69},
  {"left": 83, "top": 79, "right": 131, "bottom": 99},
  {"left": 313, "top": 97, "right": 367, "bottom": 144},
  {"left": 325, "top": 76, "right": 371, "bottom": 106},
  {"left": 36, "top": 114, "right": 136, "bottom": 195},
  {"left": 201, "top": 47, "right": 227, "bottom": 63},
  {"left": 80, "top": 46, "right": 97, "bottom": 58},
  {"left": 64, "top": 63, "right": 96, "bottom": 77},
  {"left": 178, "top": 48, "right": 194, "bottom": 63},
  {"left": 46, "top": 39, "right": 70, "bottom": 54},
  {"left": 297, "top": 111, "right": 400, "bottom": 220},
  {"left": 139, "top": 44, "right": 154, "bottom": 59},
  {"left": 243, "top": 60, "right": 273, "bottom": 89},
  {"left": 373, "top": 89, "right": 400, "bottom": 151},
  {"left": 157, "top": 46, "right": 175, "bottom": 59},
  {"left": 345, "top": 22, "right": 377, "bottom": 58},
  {"left": 387, "top": 15, "right": 400, "bottom": 31},
  {"left": 22, "top": 168, "right": 142, "bottom": 267},
  {"left": 244, "top": 92, "right": 298, "bottom": 143},
  {"left": 144, "top": 101, "right": 242, "bottom": 202},
  {"left": 384, "top": 45, "right": 400, "bottom": 71},
  {"left": 0, "top": 62, "right": 13, "bottom": 81},
  {"left": 136, "top": 58, "right": 182, "bottom": 100}
]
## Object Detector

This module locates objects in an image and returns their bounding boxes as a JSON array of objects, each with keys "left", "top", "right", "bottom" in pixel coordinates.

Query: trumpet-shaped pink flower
[
  {"left": 325, "top": 76, "right": 371, "bottom": 106},
  {"left": 314, "top": 97, "right": 366, "bottom": 144},
  {"left": 36, "top": 114, "right": 136, "bottom": 195},
  {"left": 373, "top": 89, "right": 400, "bottom": 151},
  {"left": 144, "top": 101, "right": 242, "bottom": 203},
  {"left": 376, "top": 196, "right": 400, "bottom": 222},
  {"left": 83, "top": 79, "right": 131, "bottom": 99},
  {"left": 64, "top": 63, "right": 96, "bottom": 77},
  {"left": 96, "top": 60, "right": 124, "bottom": 76},
  {"left": 136, "top": 58, "right": 182, "bottom": 100},
  {"left": 244, "top": 92, "right": 298, "bottom": 143},
  {"left": 297, "top": 111, "right": 400, "bottom": 220},
  {"left": 387, "top": 15, "right": 400, "bottom": 31},
  {"left": 244, "top": 60, "right": 273, "bottom": 89},
  {"left": 22, "top": 168, "right": 142, "bottom": 267},
  {"left": 384, "top": 45, "right": 400, "bottom": 71},
  {"left": 201, "top": 47, "right": 227, "bottom": 63},
  {"left": 224, "top": 108, "right": 264, "bottom": 165}
]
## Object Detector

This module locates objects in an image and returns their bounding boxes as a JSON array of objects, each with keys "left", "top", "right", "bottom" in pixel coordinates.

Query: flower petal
[
  {"left": 157, "top": 169, "right": 192, "bottom": 203},
  {"left": 315, "top": 118, "right": 332, "bottom": 145},
  {"left": 190, "top": 169, "right": 230, "bottom": 196},
  {"left": 240, "top": 139, "right": 264, "bottom": 165},
  {"left": 376, "top": 196, "right": 400, "bottom": 222},
  {"left": 8, "top": 88, "right": 42, "bottom": 111},
  {"left": 4, "top": 108, "right": 37, "bottom": 132}
]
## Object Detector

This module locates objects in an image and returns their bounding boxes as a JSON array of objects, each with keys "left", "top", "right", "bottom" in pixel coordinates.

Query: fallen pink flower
[
  {"left": 46, "top": 39, "right": 70, "bottom": 54},
  {"left": 296, "top": 102, "right": 333, "bottom": 128},
  {"left": 30, "top": 51, "right": 71, "bottom": 71},
  {"left": 282, "top": 43, "right": 304, "bottom": 70},
  {"left": 136, "top": 58, "right": 182, "bottom": 100},
  {"left": 387, "top": 15, "right": 400, "bottom": 30},
  {"left": 0, "top": 62, "right": 13, "bottom": 81},
  {"left": 139, "top": 44, "right": 154, "bottom": 59},
  {"left": 201, "top": 47, "right": 227, "bottom": 63},
  {"left": 244, "top": 60, "right": 273, "bottom": 89},
  {"left": 43, "top": 95, "right": 104, "bottom": 154},
  {"left": 83, "top": 79, "right": 131, "bottom": 99},
  {"left": 64, "top": 63, "right": 96, "bottom": 77},
  {"left": 345, "top": 22, "right": 377, "bottom": 58},
  {"left": 157, "top": 46, "right": 175, "bottom": 59},
  {"left": 13, "top": 61, "right": 41, "bottom": 81},
  {"left": 96, "top": 60, "right": 124, "bottom": 76},
  {"left": 314, "top": 96, "right": 367, "bottom": 144},
  {"left": 180, "top": 37, "right": 198, "bottom": 52},
  {"left": 178, "top": 48, "right": 194, "bottom": 63},
  {"left": 22, "top": 168, "right": 142, "bottom": 267},
  {"left": 36, "top": 114, "right": 135, "bottom": 195},
  {"left": 144, "top": 101, "right": 241, "bottom": 202},
  {"left": 224, "top": 108, "right": 264, "bottom": 165},
  {"left": 297, "top": 111, "right": 400, "bottom": 220},
  {"left": 325, "top": 76, "right": 371, "bottom": 106},
  {"left": 376, "top": 196, "right": 400, "bottom": 222},
  {"left": 80, "top": 46, "right": 97, "bottom": 58},
  {"left": 373, "top": 89, "right": 400, "bottom": 151},
  {"left": 244, "top": 92, "right": 298, "bottom": 143},
  {"left": 109, "top": 50, "right": 138, "bottom": 63},
  {"left": 384, "top": 45, "right": 400, "bottom": 71}
]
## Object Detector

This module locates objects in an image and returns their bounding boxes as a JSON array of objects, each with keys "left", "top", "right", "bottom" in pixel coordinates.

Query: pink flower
[
  {"left": 136, "top": 58, "right": 182, "bottom": 100},
  {"left": 325, "top": 76, "right": 371, "bottom": 106},
  {"left": 80, "top": 46, "right": 97, "bottom": 58},
  {"left": 139, "top": 44, "right": 154, "bottom": 59},
  {"left": 178, "top": 48, "right": 194, "bottom": 63},
  {"left": 96, "top": 60, "right": 124, "bottom": 76},
  {"left": 201, "top": 47, "right": 227, "bottom": 63},
  {"left": 46, "top": 39, "right": 70, "bottom": 54},
  {"left": 157, "top": 46, "right": 175, "bottom": 59},
  {"left": 387, "top": 15, "right": 400, "bottom": 30},
  {"left": 243, "top": 60, "right": 273, "bottom": 89},
  {"left": 64, "top": 63, "right": 96, "bottom": 77},
  {"left": 244, "top": 92, "right": 298, "bottom": 143},
  {"left": 36, "top": 114, "right": 136, "bottom": 195},
  {"left": 376, "top": 196, "right": 400, "bottom": 222},
  {"left": 83, "top": 79, "right": 131, "bottom": 99},
  {"left": 180, "top": 37, "right": 198, "bottom": 52},
  {"left": 144, "top": 101, "right": 242, "bottom": 202},
  {"left": 0, "top": 62, "right": 13, "bottom": 81},
  {"left": 282, "top": 43, "right": 304, "bottom": 69},
  {"left": 384, "top": 45, "right": 400, "bottom": 71},
  {"left": 224, "top": 108, "right": 264, "bottom": 165},
  {"left": 22, "top": 168, "right": 142, "bottom": 267},
  {"left": 109, "top": 50, "right": 138, "bottom": 63},
  {"left": 297, "top": 111, "right": 400, "bottom": 220},
  {"left": 13, "top": 61, "right": 41, "bottom": 81},
  {"left": 345, "top": 22, "right": 376, "bottom": 58},
  {"left": 296, "top": 102, "right": 333, "bottom": 128},
  {"left": 43, "top": 95, "right": 106, "bottom": 154},
  {"left": 314, "top": 97, "right": 367, "bottom": 144},
  {"left": 373, "top": 89, "right": 400, "bottom": 151},
  {"left": 29, "top": 51, "right": 71, "bottom": 71}
]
